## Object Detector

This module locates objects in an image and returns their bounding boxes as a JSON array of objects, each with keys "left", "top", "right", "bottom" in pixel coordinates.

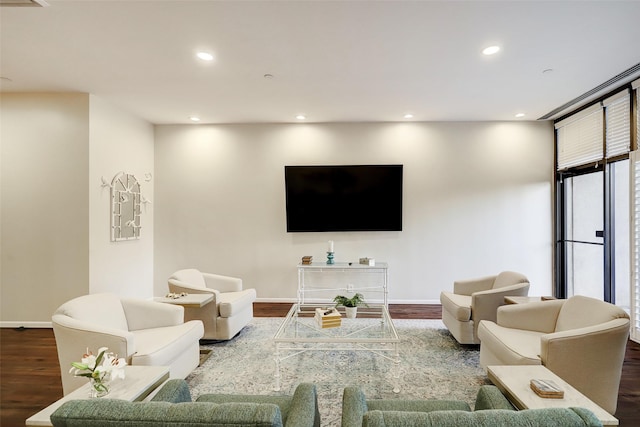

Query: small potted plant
[{"left": 333, "top": 293, "right": 367, "bottom": 318}]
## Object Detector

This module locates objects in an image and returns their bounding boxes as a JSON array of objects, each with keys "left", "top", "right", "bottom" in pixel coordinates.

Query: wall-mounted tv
[{"left": 284, "top": 165, "right": 403, "bottom": 232}]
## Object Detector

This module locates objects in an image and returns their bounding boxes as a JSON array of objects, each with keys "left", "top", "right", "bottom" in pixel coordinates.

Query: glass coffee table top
[{"left": 273, "top": 303, "right": 399, "bottom": 343}]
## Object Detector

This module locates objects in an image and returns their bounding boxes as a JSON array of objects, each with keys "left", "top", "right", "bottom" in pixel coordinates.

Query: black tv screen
[{"left": 284, "top": 165, "right": 403, "bottom": 232}]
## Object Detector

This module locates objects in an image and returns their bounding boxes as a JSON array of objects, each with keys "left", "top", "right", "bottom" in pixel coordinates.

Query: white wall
[
  {"left": 1, "top": 93, "right": 90, "bottom": 324},
  {"left": 154, "top": 121, "right": 554, "bottom": 302},
  {"left": 0, "top": 93, "right": 154, "bottom": 325},
  {"left": 89, "top": 95, "right": 154, "bottom": 298}
]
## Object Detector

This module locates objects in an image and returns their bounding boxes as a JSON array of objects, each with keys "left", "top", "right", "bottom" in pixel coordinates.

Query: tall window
[{"left": 555, "top": 88, "right": 632, "bottom": 310}]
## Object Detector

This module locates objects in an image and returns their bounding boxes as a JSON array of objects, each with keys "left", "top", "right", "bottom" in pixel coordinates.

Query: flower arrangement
[{"left": 70, "top": 347, "right": 127, "bottom": 397}]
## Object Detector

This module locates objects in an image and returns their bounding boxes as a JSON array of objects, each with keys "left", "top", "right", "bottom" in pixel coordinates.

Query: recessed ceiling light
[
  {"left": 295, "top": 114, "right": 306, "bottom": 120},
  {"left": 189, "top": 116, "right": 201, "bottom": 122},
  {"left": 263, "top": 74, "right": 274, "bottom": 79},
  {"left": 482, "top": 45, "right": 501, "bottom": 55},
  {"left": 515, "top": 113, "right": 525, "bottom": 118},
  {"left": 403, "top": 113, "right": 414, "bottom": 119},
  {"left": 542, "top": 68, "right": 554, "bottom": 74},
  {"left": 196, "top": 52, "right": 214, "bottom": 61}
]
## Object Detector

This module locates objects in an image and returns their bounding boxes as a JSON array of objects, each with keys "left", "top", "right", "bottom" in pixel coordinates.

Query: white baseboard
[
  {"left": 0, "top": 300, "right": 441, "bottom": 327},
  {"left": 1, "top": 321, "right": 52, "bottom": 328}
]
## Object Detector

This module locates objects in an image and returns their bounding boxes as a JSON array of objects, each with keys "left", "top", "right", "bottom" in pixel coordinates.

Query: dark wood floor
[{"left": 1, "top": 303, "right": 638, "bottom": 426}]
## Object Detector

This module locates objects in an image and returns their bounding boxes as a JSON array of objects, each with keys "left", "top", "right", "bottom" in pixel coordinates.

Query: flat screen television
[{"left": 284, "top": 165, "right": 403, "bottom": 232}]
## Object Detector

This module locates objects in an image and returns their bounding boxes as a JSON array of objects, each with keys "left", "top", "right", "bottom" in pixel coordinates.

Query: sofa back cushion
[
  {"left": 492, "top": 271, "right": 528, "bottom": 289},
  {"left": 361, "top": 408, "right": 601, "bottom": 427},
  {"left": 170, "top": 269, "right": 206, "bottom": 289},
  {"left": 555, "top": 295, "right": 630, "bottom": 332},
  {"left": 53, "top": 293, "right": 129, "bottom": 331},
  {"left": 51, "top": 400, "right": 284, "bottom": 427}
]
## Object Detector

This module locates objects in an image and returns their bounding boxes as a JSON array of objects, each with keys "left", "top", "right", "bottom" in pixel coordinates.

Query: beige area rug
[{"left": 187, "top": 318, "right": 489, "bottom": 427}]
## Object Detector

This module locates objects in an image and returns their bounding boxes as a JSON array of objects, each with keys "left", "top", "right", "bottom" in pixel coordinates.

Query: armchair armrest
[
  {"left": 52, "top": 314, "right": 136, "bottom": 358},
  {"left": 496, "top": 299, "right": 564, "bottom": 333},
  {"left": 202, "top": 272, "right": 243, "bottom": 292},
  {"left": 541, "top": 318, "right": 630, "bottom": 365},
  {"left": 453, "top": 275, "right": 496, "bottom": 296},
  {"left": 286, "top": 383, "right": 321, "bottom": 427},
  {"left": 474, "top": 385, "right": 515, "bottom": 411},
  {"left": 150, "top": 379, "right": 192, "bottom": 403},
  {"left": 471, "top": 283, "right": 530, "bottom": 326},
  {"left": 341, "top": 386, "right": 368, "bottom": 427},
  {"left": 121, "top": 298, "right": 184, "bottom": 331},
  {"left": 540, "top": 318, "right": 630, "bottom": 414}
]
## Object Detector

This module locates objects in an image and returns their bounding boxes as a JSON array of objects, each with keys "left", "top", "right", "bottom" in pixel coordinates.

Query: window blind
[
  {"left": 603, "top": 90, "right": 630, "bottom": 158},
  {"left": 630, "top": 150, "right": 640, "bottom": 344},
  {"left": 556, "top": 104, "right": 603, "bottom": 170},
  {"left": 635, "top": 79, "right": 640, "bottom": 147}
]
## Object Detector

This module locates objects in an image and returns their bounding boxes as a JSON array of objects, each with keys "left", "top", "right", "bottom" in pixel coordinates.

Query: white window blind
[
  {"left": 631, "top": 150, "right": 640, "bottom": 344},
  {"left": 635, "top": 80, "right": 640, "bottom": 147},
  {"left": 603, "top": 90, "right": 630, "bottom": 158},
  {"left": 556, "top": 104, "right": 604, "bottom": 170}
]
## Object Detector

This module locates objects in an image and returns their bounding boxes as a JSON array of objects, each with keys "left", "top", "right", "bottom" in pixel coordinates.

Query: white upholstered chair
[
  {"left": 168, "top": 268, "right": 256, "bottom": 341},
  {"left": 477, "top": 295, "right": 630, "bottom": 415},
  {"left": 440, "top": 271, "right": 530, "bottom": 344},
  {"left": 52, "top": 293, "right": 204, "bottom": 395}
]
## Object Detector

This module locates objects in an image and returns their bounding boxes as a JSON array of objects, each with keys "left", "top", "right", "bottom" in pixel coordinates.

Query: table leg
[
  {"left": 273, "top": 346, "right": 281, "bottom": 392},
  {"left": 392, "top": 342, "right": 400, "bottom": 393}
]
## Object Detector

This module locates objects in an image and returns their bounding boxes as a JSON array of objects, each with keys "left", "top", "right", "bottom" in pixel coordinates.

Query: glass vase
[{"left": 88, "top": 377, "right": 110, "bottom": 398}]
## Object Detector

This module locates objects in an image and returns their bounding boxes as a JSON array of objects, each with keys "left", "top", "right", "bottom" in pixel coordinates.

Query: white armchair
[
  {"left": 168, "top": 268, "right": 256, "bottom": 341},
  {"left": 478, "top": 296, "right": 630, "bottom": 414},
  {"left": 440, "top": 271, "right": 530, "bottom": 344},
  {"left": 52, "top": 293, "right": 204, "bottom": 395}
]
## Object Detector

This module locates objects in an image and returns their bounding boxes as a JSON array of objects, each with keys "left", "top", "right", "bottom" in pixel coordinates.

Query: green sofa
[
  {"left": 50, "top": 380, "right": 320, "bottom": 427},
  {"left": 342, "top": 385, "right": 603, "bottom": 427}
]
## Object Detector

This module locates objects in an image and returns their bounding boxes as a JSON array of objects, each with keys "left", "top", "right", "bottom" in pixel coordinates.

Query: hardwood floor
[{"left": 1, "top": 303, "right": 638, "bottom": 426}]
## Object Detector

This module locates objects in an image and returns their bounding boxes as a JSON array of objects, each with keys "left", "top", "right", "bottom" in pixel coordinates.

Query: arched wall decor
[{"left": 109, "top": 172, "right": 142, "bottom": 241}]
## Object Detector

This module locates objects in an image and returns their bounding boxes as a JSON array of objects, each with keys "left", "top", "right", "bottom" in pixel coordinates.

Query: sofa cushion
[
  {"left": 439, "top": 292, "right": 472, "bottom": 321},
  {"left": 361, "top": 408, "right": 602, "bottom": 427},
  {"left": 53, "top": 293, "right": 129, "bottom": 331},
  {"left": 198, "top": 395, "right": 293, "bottom": 424},
  {"left": 170, "top": 269, "right": 207, "bottom": 289},
  {"left": 368, "top": 400, "right": 470, "bottom": 413},
  {"left": 477, "top": 321, "right": 544, "bottom": 365},
  {"left": 131, "top": 321, "right": 204, "bottom": 366},
  {"left": 555, "top": 295, "right": 630, "bottom": 332},
  {"left": 50, "top": 400, "right": 284, "bottom": 427},
  {"left": 218, "top": 289, "right": 257, "bottom": 318}
]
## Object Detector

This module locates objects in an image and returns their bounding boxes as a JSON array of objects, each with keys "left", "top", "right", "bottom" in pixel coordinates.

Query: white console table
[{"left": 297, "top": 262, "right": 388, "bottom": 306}]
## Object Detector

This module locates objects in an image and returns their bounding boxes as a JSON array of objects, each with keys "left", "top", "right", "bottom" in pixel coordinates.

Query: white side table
[
  {"left": 487, "top": 365, "right": 618, "bottom": 425},
  {"left": 504, "top": 296, "right": 556, "bottom": 304},
  {"left": 25, "top": 365, "right": 170, "bottom": 426},
  {"left": 154, "top": 293, "right": 213, "bottom": 308}
]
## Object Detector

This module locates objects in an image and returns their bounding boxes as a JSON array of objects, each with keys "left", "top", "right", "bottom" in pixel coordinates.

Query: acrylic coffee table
[
  {"left": 25, "top": 365, "right": 170, "bottom": 426},
  {"left": 272, "top": 303, "right": 400, "bottom": 393}
]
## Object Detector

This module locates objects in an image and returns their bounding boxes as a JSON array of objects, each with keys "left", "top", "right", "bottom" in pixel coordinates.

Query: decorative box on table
[{"left": 315, "top": 307, "right": 342, "bottom": 328}]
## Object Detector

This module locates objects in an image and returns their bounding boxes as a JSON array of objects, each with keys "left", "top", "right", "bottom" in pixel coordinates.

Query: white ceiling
[{"left": 2, "top": 0, "right": 640, "bottom": 124}]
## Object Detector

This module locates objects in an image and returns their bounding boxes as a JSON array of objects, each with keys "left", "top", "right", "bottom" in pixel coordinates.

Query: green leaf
[
  {"left": 70, "top": 362, "right": 88, "bottom": 370},
  {"left": 94, "top": 349, "right": 106, "bottom": 367}
]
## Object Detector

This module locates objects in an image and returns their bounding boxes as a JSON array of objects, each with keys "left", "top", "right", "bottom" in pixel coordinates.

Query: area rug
[{"left": 186, "top": 318, "right": 489, "bottom": 427}]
